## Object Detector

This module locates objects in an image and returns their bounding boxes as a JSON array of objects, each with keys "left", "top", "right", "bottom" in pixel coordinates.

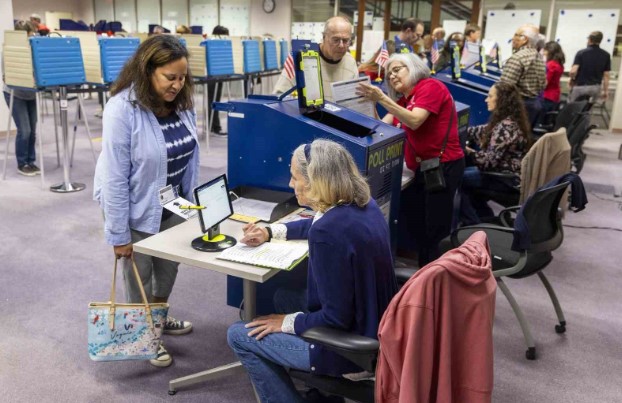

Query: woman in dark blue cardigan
[{"left": 227, "top": 139, "right": 397, "bottom": 403}]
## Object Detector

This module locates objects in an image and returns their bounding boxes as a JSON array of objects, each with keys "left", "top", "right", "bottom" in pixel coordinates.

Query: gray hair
[
  {"left": 520, "top": 24, "right": 540, "bottom": 48},
  {"left": 292, "top": 139, "right": 370, "bottom": 212},
  {"left": 385, "top": 53, "right": 431, "bottom": 100}
]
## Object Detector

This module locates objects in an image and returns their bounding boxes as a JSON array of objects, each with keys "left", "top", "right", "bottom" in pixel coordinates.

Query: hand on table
[
  {"left": 240, "top": 223, "right": 269, "bottom": 247},
  {"left": 245, "top": 314, "right": 287, "bottom": 340}
]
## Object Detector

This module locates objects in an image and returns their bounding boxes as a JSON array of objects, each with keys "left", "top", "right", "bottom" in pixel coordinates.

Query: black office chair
[
  {"left": 566, "top": 115, "right": 597, "bottom": 174},
  {"left": 533, "top": 100, "right": 590, "bottom": 138},
  {"left": 444, "top": 180, "right": 576, "bottom": 360},
  {"left": 289, "top": 327, "right": 377, "bottom": 403}
]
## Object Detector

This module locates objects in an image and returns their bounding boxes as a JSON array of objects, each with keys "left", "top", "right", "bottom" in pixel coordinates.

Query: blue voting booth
[
  {"left": 202, "top": 39, "right": 235, "bottom": 76},
  {"left": 263, "top": 39, "right": 278, "bottom": 71},
  {"left": 30, "top": 37, "right": 87, "bottom": 193},
  {"left": 279, "top": 39, "right": 288, "bottom": 68},
  {"left": 30, "top": 37, "right": 86, "bottom": 87},
  {"left": 242, "top": 40, "right": 261, "bottom": 74},
  {"left": 99, "top": 37, "right": 139, "bottom": 83}
]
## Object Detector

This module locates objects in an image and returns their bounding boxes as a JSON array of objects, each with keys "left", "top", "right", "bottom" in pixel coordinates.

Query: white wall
[
  {"left": 610, "top": 62, "right": 622, "bottom": 132},
  {"left": 12, "top": 0, "right": 94, "bottom": 27},
  {"left": 1, "top": 1, "right": 15, "bottom": 133},
  {"left": 249, "top": 0, "right": 291, "bottom": 40}
]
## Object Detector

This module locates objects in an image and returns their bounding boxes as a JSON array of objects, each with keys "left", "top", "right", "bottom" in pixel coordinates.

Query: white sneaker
[{"left": 149, "top": 343, "right": 172, "bottom": 367}]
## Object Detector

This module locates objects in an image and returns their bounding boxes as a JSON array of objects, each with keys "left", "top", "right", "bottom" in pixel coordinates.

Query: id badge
[{"left": 159, "top": 185, "right": 197, "bottom": 220}]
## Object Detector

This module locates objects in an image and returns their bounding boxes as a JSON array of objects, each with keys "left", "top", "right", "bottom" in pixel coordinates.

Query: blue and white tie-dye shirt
[{"left": 156, "top": 112, "right": 196, "bottom": 193}]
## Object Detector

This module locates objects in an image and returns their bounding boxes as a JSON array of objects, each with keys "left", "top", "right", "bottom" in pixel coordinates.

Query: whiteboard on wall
[
  {"left": 442, "top": 20, "right": 466, "bottom": 40},
  {"left": 555, "top": 9, "right": 619, "bottom": 72},
  {"left": 291, "top": 22, "right": 325, "bottom": 43},
  {"left": 220, "top": 0, "right": 250, "bottom": 37},
  {"left": 484, "top": 10, "right": 541, "bottom": 64}
]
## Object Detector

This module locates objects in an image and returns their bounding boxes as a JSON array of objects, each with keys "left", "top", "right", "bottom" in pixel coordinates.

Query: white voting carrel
[
  {"left": 555, "top": 9, "right": 620, "bottom": 72},
  {"left": 484, "top": 10, "right": 541, "bottom": 64}
]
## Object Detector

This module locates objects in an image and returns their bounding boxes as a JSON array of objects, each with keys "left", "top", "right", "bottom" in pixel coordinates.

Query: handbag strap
[
  {"left": 405, "top": 99, "right": 456, "bottom": 161},
  {"left": 109, "top": 257, "right": 154, "bottom": 330}
]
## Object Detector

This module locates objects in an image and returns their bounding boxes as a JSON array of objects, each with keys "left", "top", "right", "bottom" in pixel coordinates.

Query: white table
[{"left": 133, "top": 216, "right": 284, "bottom": 395}]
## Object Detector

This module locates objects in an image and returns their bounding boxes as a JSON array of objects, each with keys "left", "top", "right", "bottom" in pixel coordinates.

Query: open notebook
[{"left": 217, "top": 241, "right": 308, "bottom": 270}]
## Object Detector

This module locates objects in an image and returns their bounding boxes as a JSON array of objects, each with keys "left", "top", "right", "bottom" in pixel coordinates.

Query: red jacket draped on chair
[{"left": 375, "top": 231, "right": 497, "bottom": 403}]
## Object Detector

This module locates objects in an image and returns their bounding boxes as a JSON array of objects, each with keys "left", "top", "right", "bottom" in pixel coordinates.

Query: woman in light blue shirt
[{"left": 93, "top": 35, "right": 199, "bottom": 368}]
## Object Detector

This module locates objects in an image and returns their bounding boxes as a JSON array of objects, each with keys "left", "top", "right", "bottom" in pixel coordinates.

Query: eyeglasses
[
  {"left": 388, "top": 66, "right": 406, "bottom": 77},
  {"left": 329, "top": 36, "right": 352, "bottom": 46}
]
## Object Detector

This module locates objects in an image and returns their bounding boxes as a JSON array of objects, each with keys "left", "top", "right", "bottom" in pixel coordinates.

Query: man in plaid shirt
[{"left": 500, "top": 24, "right": 545, "bottom": 130}]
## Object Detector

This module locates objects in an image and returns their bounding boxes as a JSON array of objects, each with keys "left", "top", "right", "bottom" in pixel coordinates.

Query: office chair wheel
[
  {"left": 555, "top": 322, "right": 566, "bottom": 334},
  {"left": 168, "top": 390, "right": 177, "bottom": 395},
  {"left": 525, "top": 347, "right": 536, "bottom": 360}
]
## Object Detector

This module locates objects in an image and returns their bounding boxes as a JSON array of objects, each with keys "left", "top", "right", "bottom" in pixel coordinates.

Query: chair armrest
[
  {"left": 300, "top": 327, "right": 379, "bottom": 372},
  {"left": 498, "top": 205, "right": 521, "bottom": 227},
  {"left": 394, "top": 267, "right": 419, "bottom": 286}
]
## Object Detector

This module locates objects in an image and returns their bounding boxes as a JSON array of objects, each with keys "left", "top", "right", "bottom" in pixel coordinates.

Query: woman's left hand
[
  {"left": 245, "top": 314, "right": 286, "bottom": 340},
  {"left": 356, "top": 83, "right": 384, "bottom": 103}
]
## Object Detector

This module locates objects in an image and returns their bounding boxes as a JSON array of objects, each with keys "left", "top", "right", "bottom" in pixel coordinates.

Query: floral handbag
[{"left": 88, "top": 257, "right": 169, "bottom": 361}]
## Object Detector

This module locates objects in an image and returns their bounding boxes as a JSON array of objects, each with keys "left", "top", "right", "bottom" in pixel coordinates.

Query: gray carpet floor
[{"left": 1, "top": 96, "right": 621, "bottom": 402}]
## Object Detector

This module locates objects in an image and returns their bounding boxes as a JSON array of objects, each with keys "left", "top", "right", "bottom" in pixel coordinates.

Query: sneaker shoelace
[{"left": 166, "top": 317, "right": 184, "bottom": 329}]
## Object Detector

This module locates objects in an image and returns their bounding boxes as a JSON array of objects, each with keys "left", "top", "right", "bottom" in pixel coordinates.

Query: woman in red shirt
[
  {"left": 542, "top": 41, "right": 565, "bottom": 113},
  {"left": 357, "top": 53, "right": 464, "bottom": 267}
]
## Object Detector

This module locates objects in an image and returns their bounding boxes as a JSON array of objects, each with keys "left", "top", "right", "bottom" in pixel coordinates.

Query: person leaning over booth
[
  {"left": 2, "top": 20, "right": 40, "bottom": 177},
  {"left": 460, "top": 81, "right": 532, "bottom": 225},
  {"left": 273, "top": 16, "right": 358, "bottom": 102},
  {"left": 499, "top": 24, "right": 545, "bottom": 130},
  {"left": 93, "top": 35, "right": 199, "bottom": 368},
  {"left": 227, "top": 139, "right": 398, "bottom": 403},
  {"left": 357, "top": 53, "right": 465, "bottom": 267}
]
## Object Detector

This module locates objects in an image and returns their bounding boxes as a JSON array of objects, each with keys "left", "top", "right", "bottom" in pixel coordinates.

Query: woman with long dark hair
[
  {"left": 460, "top": 81, "right": 532, "bottom": 224},
  {"left": 94, "top": 35, "right": 199, "bottom": 367},
  {"left": 542, "top": 41, "right": 565, "bottom": 113}
]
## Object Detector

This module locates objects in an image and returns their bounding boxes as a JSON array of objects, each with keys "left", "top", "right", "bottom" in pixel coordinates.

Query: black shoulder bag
[{"left": 407, "top": 100, "right": 455, "bottom": 193}]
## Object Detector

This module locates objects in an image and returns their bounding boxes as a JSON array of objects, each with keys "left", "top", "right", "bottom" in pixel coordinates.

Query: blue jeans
[
  {"left": 4, "top": 91, "right": 37, "bottom": 168},
  {"left": 227, "top": 288, "right": 310, "bottom": 403},
  {"left": 227, "top": 323, "right": 311, "bottom": 403},
  {"left": 459, "top": 166, "right": 517, "bottom": 225}
]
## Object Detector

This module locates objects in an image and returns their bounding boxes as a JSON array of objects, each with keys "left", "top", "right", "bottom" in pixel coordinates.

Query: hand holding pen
[{"left": 240, "top": 223, "right": 269, "bottom": 247}]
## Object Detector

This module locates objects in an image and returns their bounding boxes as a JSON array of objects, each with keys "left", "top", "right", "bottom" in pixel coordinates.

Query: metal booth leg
[
  {"left": 50, "top": 86, "right": 85, "bottom": 193},
  {"left": 36, "top": 91, "right": 45, "bottom": 188},
  {"left": 2, "top": 89, "right": 15, "bottom": 180},
  {"left": 51, "top": 90, "right": 61, "bottom": 167}
]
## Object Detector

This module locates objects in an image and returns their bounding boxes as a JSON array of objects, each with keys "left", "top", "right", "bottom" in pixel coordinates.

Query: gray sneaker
[
  {"left": 28, "top": 164, "right": 41, "bottom": 175},
  {"left": 17, "top": 165, "right": 36, "bottom": 177},
  {"left": 164, "top": 316, "right": 193, "bottom": 335}
]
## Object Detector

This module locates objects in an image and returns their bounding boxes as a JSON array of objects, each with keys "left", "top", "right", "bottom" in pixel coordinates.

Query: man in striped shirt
[
  {"left": 500, "top": 24, "right": 545, "bottom": 129},
  {"left": 273, "top": 16, "right": 358, "bottom": 102}
]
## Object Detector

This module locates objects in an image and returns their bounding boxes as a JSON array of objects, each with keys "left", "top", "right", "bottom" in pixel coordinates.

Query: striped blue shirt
[{"left": 156, "top": 112, "right": 196, "bottom": 193}]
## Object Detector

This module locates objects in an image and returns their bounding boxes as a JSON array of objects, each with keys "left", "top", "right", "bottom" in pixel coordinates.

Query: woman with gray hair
[
  {"left": 357, "top": 52, "right": 464, "bottom": 267},
  {"left": 227, "top": 139, "right": 397, "bottom": 402}
]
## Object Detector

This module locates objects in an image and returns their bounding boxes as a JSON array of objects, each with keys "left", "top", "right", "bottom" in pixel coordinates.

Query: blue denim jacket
[{"left": 93, "top": 87, "right": 200, "bottom": 246}]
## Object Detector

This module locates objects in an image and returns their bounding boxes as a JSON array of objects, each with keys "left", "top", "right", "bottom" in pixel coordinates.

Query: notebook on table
[{"left": 217, "top": 241, "right": 308, "bottom": 270}]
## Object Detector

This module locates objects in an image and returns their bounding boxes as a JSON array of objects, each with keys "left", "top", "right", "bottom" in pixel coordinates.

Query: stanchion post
[{"left": 50, "top": 86, "right": 85, "bottom": 193}]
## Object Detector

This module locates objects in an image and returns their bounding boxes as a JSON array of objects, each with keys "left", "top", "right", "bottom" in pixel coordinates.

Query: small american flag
[
  {"left": 375, "top": 41, "right": 390, "bottom": 69},
  {"left": 431, "top": 39, "right": 440, "bottom": 65},
  {"left": 283, "top": 53, "right": 295, "bottom": 79}
]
